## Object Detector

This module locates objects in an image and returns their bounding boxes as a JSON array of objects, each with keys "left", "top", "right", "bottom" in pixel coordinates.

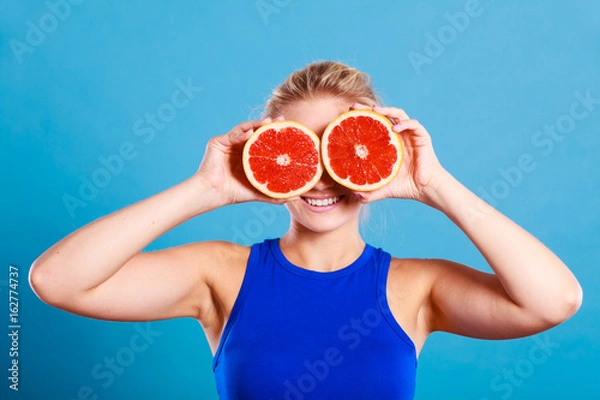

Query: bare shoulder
[
  {"left": 388, "top": 256, "right": 471, "bottom": 286},
  {"left": 387, "top": 256, "right": 483, "bottom": 305},
  {"left": 192, "top": 241, "right": 252, "bottom": 353},
  {"left": 384, "top": 257, "right": 437, "bottom": 353},
  {"left": 385, "top": 257, "right": 463, "bottom": 353},
  {"left": 387, "top": 257, "right": 439, "bottom": 298},
  {"left": 387, "top": 257, "right": 443, "bottom": 310},
  {"left": 195, "top": 240, "right": 251, "bottom": 288}
]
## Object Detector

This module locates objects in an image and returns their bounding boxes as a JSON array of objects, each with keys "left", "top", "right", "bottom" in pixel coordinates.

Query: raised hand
[
  {"left": 349, "top": 103, "right": 446, "bottom": 204},
  {"left": 195, "top": 116, "right": 287, "bottom": 205}
]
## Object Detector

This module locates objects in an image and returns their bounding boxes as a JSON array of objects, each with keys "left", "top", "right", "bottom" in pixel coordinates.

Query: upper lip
[{"left": 300, "top": 194, "right": 343, "bottom": 200}]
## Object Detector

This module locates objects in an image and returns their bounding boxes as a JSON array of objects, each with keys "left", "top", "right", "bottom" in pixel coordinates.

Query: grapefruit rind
[
  {"left": 321, "top": 109, "right": 403, "bottom": 192},
  {"left": 242, "top": 120, "right": 323, "bottom": 199}
]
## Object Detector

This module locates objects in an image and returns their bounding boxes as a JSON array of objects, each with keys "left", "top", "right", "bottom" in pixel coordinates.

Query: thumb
[
  {"left": 353, "top": 191, "right": 369, "bottom": 204},
  {"left": 352, "top": 190, "right": 385, "bottom": 204}
]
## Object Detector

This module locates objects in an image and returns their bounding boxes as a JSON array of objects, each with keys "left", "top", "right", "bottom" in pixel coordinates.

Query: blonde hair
[{"left": 263, "top": 61, "right": 380, "bottom": 118}]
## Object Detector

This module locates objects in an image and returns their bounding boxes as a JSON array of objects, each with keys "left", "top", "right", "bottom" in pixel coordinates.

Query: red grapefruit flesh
[
  {"left": 321, "top": 110, "right": 403, "bottom": 191},
  {"left": 242, "top": 121, "right": 323, "bottom": 198}
]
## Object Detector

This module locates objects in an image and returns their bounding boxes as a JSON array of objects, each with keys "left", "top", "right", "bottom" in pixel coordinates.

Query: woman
[{"left": 29, "top": 61, "right": 583, "bottom": 399}]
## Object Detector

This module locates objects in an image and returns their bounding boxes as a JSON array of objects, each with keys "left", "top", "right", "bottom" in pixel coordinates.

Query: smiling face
[{"left": 281, "top": 96, "right": 363, "bottom": 234}]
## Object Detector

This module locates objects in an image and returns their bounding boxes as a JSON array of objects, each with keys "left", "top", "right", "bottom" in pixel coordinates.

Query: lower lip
[{"left": 301, "top": 196, "right": 344, "bottom": 212}]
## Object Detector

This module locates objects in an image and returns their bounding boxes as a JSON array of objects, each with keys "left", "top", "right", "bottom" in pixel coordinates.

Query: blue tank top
[{"left": 212, "top": 238, "right": 417, "bottom": 399}]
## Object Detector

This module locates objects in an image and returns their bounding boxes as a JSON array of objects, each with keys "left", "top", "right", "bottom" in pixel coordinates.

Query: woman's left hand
[{"left": 349, "top": 103, "right": 447, "bottom": 204}]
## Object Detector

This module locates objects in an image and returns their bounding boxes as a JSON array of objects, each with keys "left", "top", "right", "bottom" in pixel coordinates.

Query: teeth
[{"left": 304, "top": 196, "right": 341, "bottom": 207}]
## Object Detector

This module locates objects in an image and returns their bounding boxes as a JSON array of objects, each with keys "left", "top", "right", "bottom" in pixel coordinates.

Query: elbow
[
  {"left": 29, "top": 259, "right": 51, "bottom": 304},
  {"left": 564, "top": 282, "right": 584, "bottom": 319},
  {"left": 541, "top": 282, "right": 583, "bottom": 327},
  {"left": 29, "top": 258, "right": 66, "bottom": 307},
  {"left": 30, "top": 256, "right": 92, "bottom": 311}
]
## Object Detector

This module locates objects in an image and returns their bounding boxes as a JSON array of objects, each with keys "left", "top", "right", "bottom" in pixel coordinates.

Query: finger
[
  {"left": 352, "top": 191, "right": 378, "bottom": 204},
  {"left": 373, "top": 105, "right": 410, "bottom": 122},
  {"left": 259, "top": 195, "right": 289, "bottom": 205},
  {"left": 230, "top": 118, "right": 273, "bottom": 143},
  {"left": 357, "top": 185, "right": 393, "bottom": 203},
  {"left": 350, "top": 102, "right": 372, "bottom": 111},
  {"left": 236, "top": 117, "right": 273, "bottom": 134},
  {"left": 352, "top": 191, "right": 366, "bottom": 203},
  {"left": 255, "top": 193, "right": 296, "bottom": 205},
  {"left": 228, "top": 127, "right": 256, "bottom": 145},
  {"left": 392, "top": 119, "right": 423, "bottom": 133},
  {"left": 274, "top": 115, "right": 285, "bottom": 121}
]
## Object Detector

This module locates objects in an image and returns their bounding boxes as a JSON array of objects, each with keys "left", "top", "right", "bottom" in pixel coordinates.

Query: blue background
[{"left": 2, "top": 1, "right": 599, "bottom": 399}]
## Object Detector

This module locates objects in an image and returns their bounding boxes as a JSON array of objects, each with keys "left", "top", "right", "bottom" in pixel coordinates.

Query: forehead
[{"left": 282, "top": 97, "right": 351, "bottom": 135}]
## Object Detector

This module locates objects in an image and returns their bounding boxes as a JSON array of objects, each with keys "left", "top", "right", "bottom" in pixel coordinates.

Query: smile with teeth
[{"left": 302, "top": 196, "right": 342, "bottom": 207}]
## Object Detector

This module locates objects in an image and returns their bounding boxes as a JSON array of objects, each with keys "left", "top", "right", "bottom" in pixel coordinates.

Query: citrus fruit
[
  {"left": 321, "top": 109, "right": 403, "bottom": 192},
  {"left": 242, "top": 121, "right": 323, "bottom": 198}
]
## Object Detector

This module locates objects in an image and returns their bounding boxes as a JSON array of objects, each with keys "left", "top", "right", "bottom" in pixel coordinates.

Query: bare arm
[
  {"left": 29, "top": 117, "right": 282, "bottom": 322},
  {"left": 352, "top": 104, "right": 583, "bottom": 339},
  {"left": 423, "top": 170, "right": 583, "bottom": 338},
  {"left": 30, "top": 176, "right": 221, "bottom": 321}
]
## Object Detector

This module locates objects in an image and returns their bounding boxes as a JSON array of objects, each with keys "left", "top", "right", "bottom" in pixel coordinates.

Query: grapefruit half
[
  {"left": 321, "top": 110, "right": 403, "bottom": 192},
  {"left": 242, "top": 121, "right": 323, "bottom": 198}
]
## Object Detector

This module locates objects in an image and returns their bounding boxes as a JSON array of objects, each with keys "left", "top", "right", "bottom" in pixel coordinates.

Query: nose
[{"left": 313, "top": 169, "right": 336, "bottom": 191}]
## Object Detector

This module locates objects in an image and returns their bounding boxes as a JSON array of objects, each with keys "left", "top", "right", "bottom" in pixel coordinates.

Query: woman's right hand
[{"left": 195, "top": 116, "right": 286, "bottom": 205}]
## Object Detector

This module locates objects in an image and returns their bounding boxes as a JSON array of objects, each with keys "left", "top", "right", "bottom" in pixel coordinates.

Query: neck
[{"left": 280, "top": 220, "right": 365, "bottom": 272}]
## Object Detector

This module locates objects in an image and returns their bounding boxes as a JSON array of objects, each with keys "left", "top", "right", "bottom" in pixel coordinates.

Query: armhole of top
[
  {"left": 211, "top": 243, "right": 260, "bottom": 371},
  {"left": 376, "top": 252, "right": 418, "bottom": 357}
]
